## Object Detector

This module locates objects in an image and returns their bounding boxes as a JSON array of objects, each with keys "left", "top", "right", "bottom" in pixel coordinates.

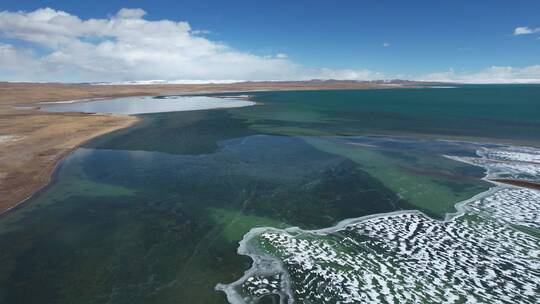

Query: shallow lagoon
[
  {"left": 41, "top": 95, "right": 255, "bottom": 115},
  {"left": 1, "top": 86, "right": 539, "bottom": 303}
]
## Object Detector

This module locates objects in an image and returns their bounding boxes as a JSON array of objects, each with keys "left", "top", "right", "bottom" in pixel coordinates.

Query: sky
[{"left": 0, "top": 0, "right": 539, "bottom": 83}]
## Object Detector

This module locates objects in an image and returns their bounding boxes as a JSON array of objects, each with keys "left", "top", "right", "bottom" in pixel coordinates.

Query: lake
[{"left": 1, "top": 86, "right": 539, "bottom": 303}]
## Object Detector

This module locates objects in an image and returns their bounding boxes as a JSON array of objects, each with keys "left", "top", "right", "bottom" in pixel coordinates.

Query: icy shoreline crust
[
  {"left": 217, "top": 145, "right": 540, "bottom": 304},
  {"left": 465, "top": 188, "right": 540, "bottom": 230},
  {"left": 448, "top": 146, "right": 540, "bottom": 182},
  {"left": 450, "top": 146, "right": 540, "bottom": 230}
]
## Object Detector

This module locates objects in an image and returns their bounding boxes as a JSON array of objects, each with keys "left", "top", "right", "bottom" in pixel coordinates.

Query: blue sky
[{"left": 1, "top": 0, "right": 539, "bottom": 82}]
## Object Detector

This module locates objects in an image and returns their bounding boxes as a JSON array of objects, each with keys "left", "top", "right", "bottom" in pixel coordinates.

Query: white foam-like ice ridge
[
  {"left": 447, "top": 146, "right": 540, "bottom": 182},
  {"left": 215, "top": 227, "right": 295, "bottom": 304},
  {"left": 466, "top": 188, "right": 540, "bottom": 229},
  {"left": 217, "top": 144, "right": 540, "bottom": 304},
  {"left": 448, "top": 146, "right": 540, "bottom": 230},
  {"left": 480, "top": 146, "right": 540, "bottom": 164},
  {"left": 257, "top": 213, "right": 539, "bottom": 303}
]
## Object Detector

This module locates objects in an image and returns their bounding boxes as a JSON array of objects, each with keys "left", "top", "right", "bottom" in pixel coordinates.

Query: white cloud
[
  {"left": 419, "top": 65, "right": 540, "bottom": 84},
  {"left": 116, "top": 8, "right": 147, "bottom": 19},
  {"left": 0, "top": 7, "right": 380, "bottom": 82},
  {"left": 1, "top": 8, "right": 538, "bottom": 84},
  {"left": 513, "top": 26, "right": 540, "bottom": 35},
  {"left": 192, "top": 29, "right": 211, "bottom": 35},
  {"left": 382, "top": 42, "right": 391, "bottom": 47}
]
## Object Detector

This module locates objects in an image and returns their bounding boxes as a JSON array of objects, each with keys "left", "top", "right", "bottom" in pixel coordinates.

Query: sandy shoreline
[
  {"left": 0, "top": 81, "right": 410, "bottom": 214},
  {"left": 0, "top": 112, "right": 139, "bottom": 214}
]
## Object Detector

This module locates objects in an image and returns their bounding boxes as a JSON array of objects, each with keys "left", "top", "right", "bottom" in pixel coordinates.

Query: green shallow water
[{"left": 0, "top": 86, "right": 538, "bottom": 304}]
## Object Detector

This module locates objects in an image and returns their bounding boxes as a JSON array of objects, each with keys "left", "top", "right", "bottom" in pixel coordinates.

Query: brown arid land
[
  {"left": 492, "top": 179, "right": 540, "bottom": 190},
  {"left": 0, "top": 80, "right": 423, "bottom": 214}
]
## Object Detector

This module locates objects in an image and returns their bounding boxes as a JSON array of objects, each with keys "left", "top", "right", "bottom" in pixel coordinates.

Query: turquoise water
[
  {"left": 0, "top": 86, "right": 538, "bottom": 303},
  {"left": 228, "top": 85, "right": 540, "bottom": 145}
]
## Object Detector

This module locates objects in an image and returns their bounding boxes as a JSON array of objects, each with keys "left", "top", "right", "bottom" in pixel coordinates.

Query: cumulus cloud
[
  {"left": 116, "top": 8, "right": 146, "bottom": 19},
  {"left": 419, "top": 66, "right": 540, "bottom": 84},
  {"left": 1, "top": 8, "right": 538, "bottom": 84},
  {"left": 0, "top": 7, "right": 379, "bottom": 82},
  {"left": 0, "top": 42, "right": 55, "bottom": 81},
  {"left": 513, "top": 26, "right": 540, "bottom": 35}
]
